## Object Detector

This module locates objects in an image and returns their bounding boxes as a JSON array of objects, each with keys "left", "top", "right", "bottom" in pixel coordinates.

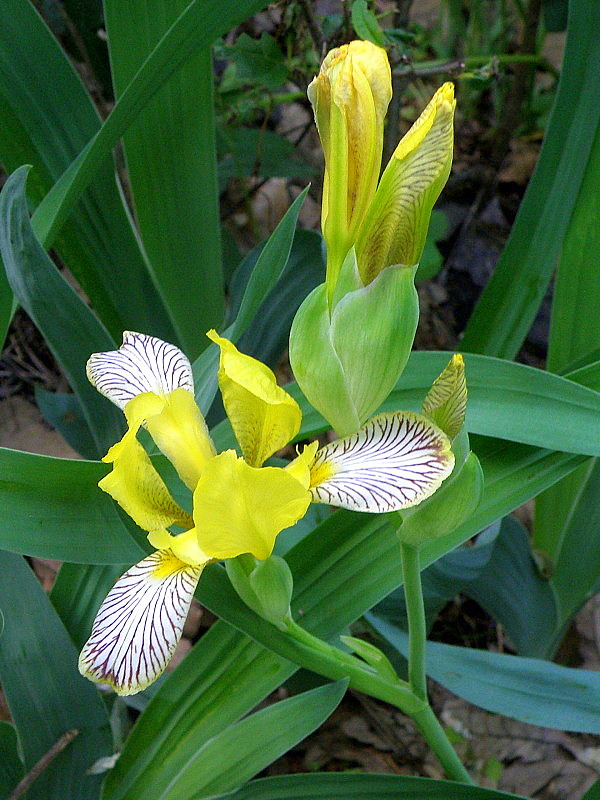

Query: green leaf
[
  {"left": 218, "top": 127, "right": 315, "bottom": 187},
  {"left": 219, "top": 772, "right": 527, "bottom": 799},
  {"left": 0, "top": 721, "right": 23, "bottom": 798},
  {"left": 234, "top": 229, "right": 325, "bottom": 366},
  {"left": 35, "top": 387, "right": 98, "bottom": 460},
  {"left": 102, "top": 621, "right": 295, "bottom": 800},
  {"left": 0, "top": 0, "right": 173, "bottom": 340},
  {"left": 224, "top": 32, "right": 289, "bottom": 90},
  {"left": 582, "top": 777, "right": 600, "bottom": 800},
  {"left": 149, "top": 681, "right": 347, "bottom": 800},
  {"left": 0, "top": 447, "right": 144, "bottom": 563},
  {"left": 0, "top": 551, "right": 112, "bottom": 800},
  {"left": 51, "top": 563, "right": 127, "bottom": 649},
  {"left": 192, "top": 187, "right": 308, "bottom": 414},
  {"left": 290, "top": 351, "right": 600, "bottom": 458},
  {"left": 32, "top": 0, "right": 270, "bottom": 249},
  {"left": 533, "top": 95, "right": 600, "bottom": 597},
  {"left": 351, "top": 0, "right": 385, "bottom": 46},
  {"left": 0, "top": 166, "right": 125, "bottom": 457},
  {"left": 460, "top": 1, "right": 600, "bottom": 358},
  {"left": 368, "top": 620, "right": 600, "bottom": 733},
  {"left": 105, "top": 1, "right": 224, "bottom": 358}
]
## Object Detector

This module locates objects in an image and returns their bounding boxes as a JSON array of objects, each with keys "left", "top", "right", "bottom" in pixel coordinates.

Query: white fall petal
[
  {"left": 87, "top": 331, "right": 194, "bottom": 409},
  {"left": 78, "top": 550, "right": 202, "bottom": 696},
  {"left": 310, "top": 411, "right": 454, "bottom": 513}
]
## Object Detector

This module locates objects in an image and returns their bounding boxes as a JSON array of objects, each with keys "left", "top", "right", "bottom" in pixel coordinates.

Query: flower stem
[
  {"left": 400, "top": 543, "right": 427, "bottom": 701},
  {"left": 400, "top": 540, "right": 473, "bottom": 784},
  {"left": 282, "top": 617, "right": 424, "bottom": 715},
  {"left": 413, "top": 704, "right": 473, "bottom": 783}
]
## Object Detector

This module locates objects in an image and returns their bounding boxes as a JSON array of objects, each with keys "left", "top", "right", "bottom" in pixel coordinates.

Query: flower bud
[
  {"left": 422, "top": 353, "right": 467, "bottom": 439},
  {"left": 289, "top": 250, "right": 419, "bottom": 436},
  {"left": 308, "top": 40, "right": 392, "bottom": 297},
  {"left": 226, "top": 554, "right": 293, "bottom": 629},
  {"left": 355, "top": 82, "right": 455, "bottom": 285}
]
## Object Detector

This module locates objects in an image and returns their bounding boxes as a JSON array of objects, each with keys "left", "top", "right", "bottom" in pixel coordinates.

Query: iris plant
[{"left": 79, "top": 331, "right": 454, "bottom": 695}]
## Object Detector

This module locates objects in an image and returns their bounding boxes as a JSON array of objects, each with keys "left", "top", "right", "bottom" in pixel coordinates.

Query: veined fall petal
[
  {"left": 194, "top": 449, "right": 311, "bottom": 561},
  {"left": 309, "top": 411, "right": 454, "bottom": 512},
  {"left": 355, "top": 82, "right": 455, "bottom": 284},
  {"left": 87, "top": 331, "right": 194, "bottom": 409},
  {"left": 207, "top": 330, "right": 301, "bottom": 467},
  {"left": 78, "top": 550, "right": 205, "bottom": 696}
]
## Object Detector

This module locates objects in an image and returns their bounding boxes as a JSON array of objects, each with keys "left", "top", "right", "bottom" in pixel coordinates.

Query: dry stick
[
  {"left": 296, "top": 0, "right": 324, "bottom": 54},
  {"left": 8, "top": 729, "right": 79, "bottom": 800}
]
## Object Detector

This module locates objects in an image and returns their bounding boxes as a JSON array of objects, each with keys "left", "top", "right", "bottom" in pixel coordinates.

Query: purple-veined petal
[
  {"left": 310, "top": 411, "right": 454, "bottom": 513},
  {"left": 78, "top": 550, "right": 203, "bottom": 695},
  {"left": 87, "top": 332, "right": 193, "bottom": 410}
]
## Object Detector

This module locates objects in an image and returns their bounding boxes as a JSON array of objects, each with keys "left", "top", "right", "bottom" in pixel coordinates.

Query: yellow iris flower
[{"left": 79, "top": 332, "right": 454, "bottom": 695}]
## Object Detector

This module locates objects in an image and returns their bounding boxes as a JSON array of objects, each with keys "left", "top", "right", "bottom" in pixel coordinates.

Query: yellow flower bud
[
  {"left": 355, "top": 82, "right": 456, "bottom": 284},
  {"left": 308, "top": 40, "right": 392, "bottom": 297}
]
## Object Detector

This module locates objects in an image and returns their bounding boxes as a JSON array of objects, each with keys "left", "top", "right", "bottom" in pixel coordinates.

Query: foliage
[{"left": 0, "top": 1, "right": 599, "bottom": 798}]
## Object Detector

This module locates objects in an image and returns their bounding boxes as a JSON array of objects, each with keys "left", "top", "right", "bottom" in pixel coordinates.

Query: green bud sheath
[
  {"left": 396, "top": 451, "right": 484, "bottom": 546},
  {"left": 249, "top": 555, "right": 294, "bottom": 628},
  {"left": 290, "top": 263, "right": 419, "bottom": 435}
]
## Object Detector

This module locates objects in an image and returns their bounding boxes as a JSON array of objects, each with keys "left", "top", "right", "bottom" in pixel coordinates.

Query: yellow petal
[
  {"left": 125, "top": 388, "right": 215, "bottom": 491},
  {"left": 194, "top": 450, "right": 311, "bottom": 561},
  {"left": 148, "top": 527, "right": 210, "bottom": 567},
  {"left": 422, "top": 354, "right": 467, "bottom": 439},
  {"left": 207, "top": 330, "right": 301, "bottom": 467},
  {"left": 100, "top": 427, "right": 193, "bottom": 533},
  {"left": 355, "top": 82, "right": 455, "bottom": 283}
]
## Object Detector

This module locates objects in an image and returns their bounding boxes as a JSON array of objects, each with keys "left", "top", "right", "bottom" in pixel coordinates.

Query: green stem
[
  {"left": 400, "top": 541, "right": 474, "bottom": 784},
  {"left": 413, "top": 704, "right": 473, "bottom": 783},
  {"left": 283, "top": 618, "right": 423, "bottom": 715},
  {"left": 400, "top": 543, "right": 427, "bottom": 701}
]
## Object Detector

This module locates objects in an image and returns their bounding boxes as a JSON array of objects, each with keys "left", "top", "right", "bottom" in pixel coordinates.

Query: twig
[
  {"left": 296, "top": 0, "right": 324, "bottom": 54},
  {"left": 8, "top": 729, "right": 79, "bottom": 800}
]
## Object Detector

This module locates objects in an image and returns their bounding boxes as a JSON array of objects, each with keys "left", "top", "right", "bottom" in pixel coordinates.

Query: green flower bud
[
  {"left": 289, "top": 252, "right": 419, "bottom": 436},
  {"left": 226, "top": 554, "right": 293, "bottom": 629}
]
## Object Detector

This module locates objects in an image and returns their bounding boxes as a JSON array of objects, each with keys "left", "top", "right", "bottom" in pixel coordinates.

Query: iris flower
[{"left": 79, "top": 331, "right": 454, "bottom": 695}]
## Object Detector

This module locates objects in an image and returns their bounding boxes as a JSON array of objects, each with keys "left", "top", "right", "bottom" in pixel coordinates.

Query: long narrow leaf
[
  {"left": 32, "top": 0, "right": 269, "bottom": 248},
  {"left": 0, "top": 447, "right": 144, "bottom": 563},
  {"left": 105, "top": 1, "right": 223, "bottom": 357},
  {"left": 460, "top": 1, "right": 600, "bottom": 358},
  {"left": 155, "top": 681, "right": 347, "bottom": 800},
  {"left": 219, "top": 772, "right": 528, "bottom": 799},
  {"left": 0, "top": 0, "right": 173, "bottom": 340},
  {"left": 0, "top": 552, "right": 112, "bottom": 800}
]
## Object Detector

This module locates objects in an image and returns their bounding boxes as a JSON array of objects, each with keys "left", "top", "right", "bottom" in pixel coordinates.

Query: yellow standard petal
[
  {"left": 355, "top": 82, "right": 455, "bottom": 284},
  {"left": 79, "top": 550, "right": 205, "bottom": 695},
  {"left": 194, "top": 450, "right": 311, "bottom": 562},
  {"left": 125, "top": 388, "right": 215, "bottom": 491},
  {"left": 422, "top": 354, "right": 467, "bottom": 439},
  {"left": 100, "top": 425, "right": 193, "bottom": 533},
  {"left": 207, "top": 330, "right": 301, "bottom": 467}
]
